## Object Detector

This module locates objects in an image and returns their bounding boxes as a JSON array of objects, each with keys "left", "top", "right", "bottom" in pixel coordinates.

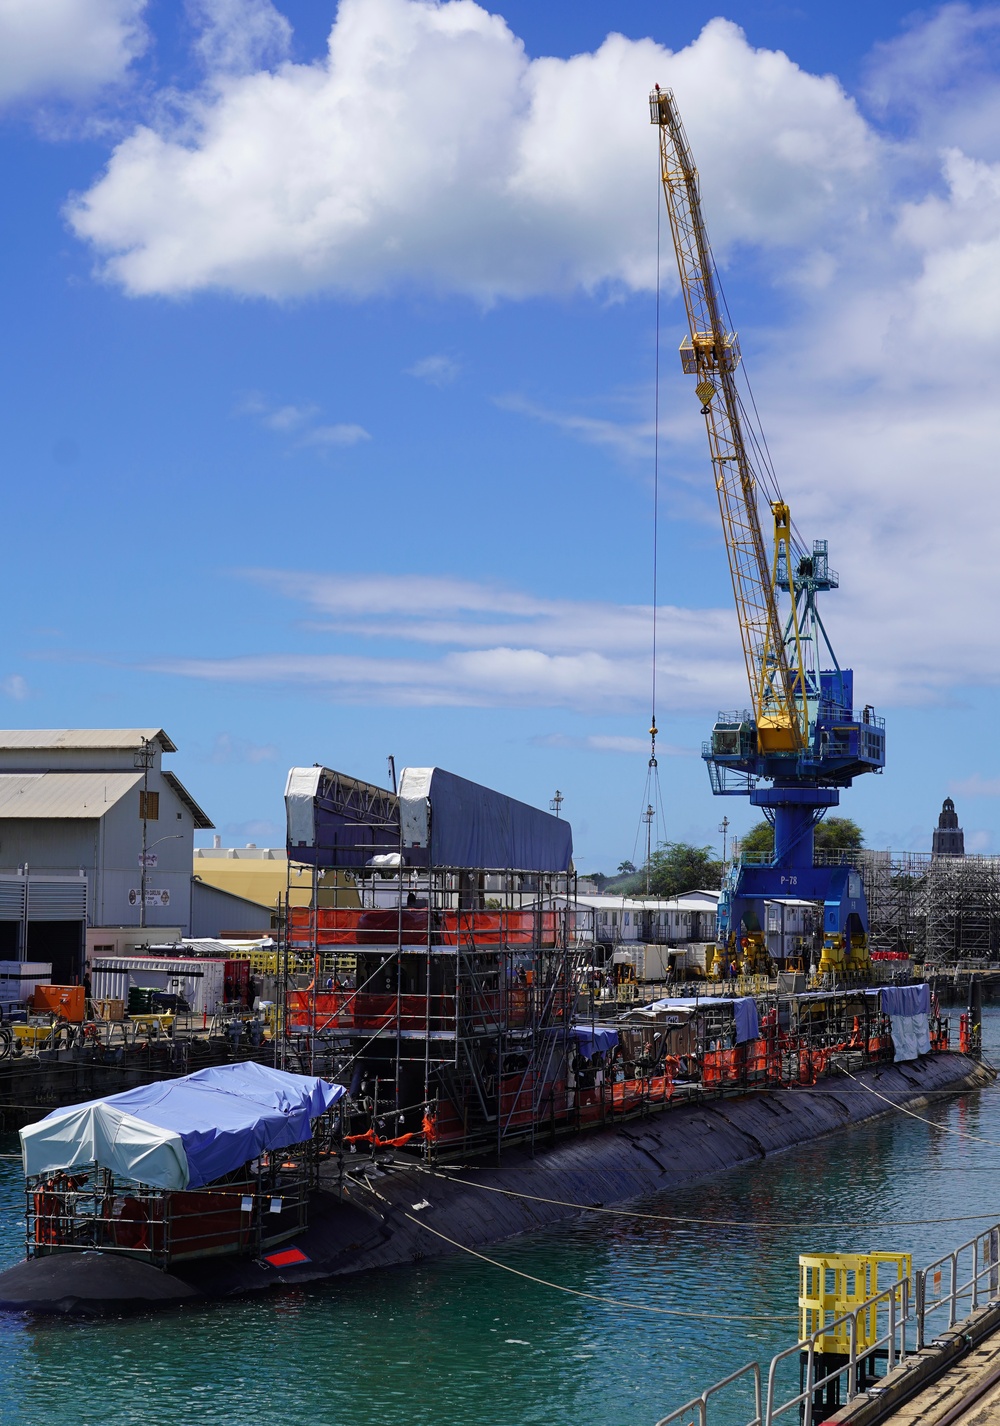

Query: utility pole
[
  {"left": 134, "top": 736, "right": 154, "bottom": 929},
  {"left": 549, "top": 790, "right": 564, "bottom": 818},
  {"left": 643, "top": 804, "right": 655, "bottom": 895},
  {"left": 719, "top": 816, "right": 730, "bottom": 863}
]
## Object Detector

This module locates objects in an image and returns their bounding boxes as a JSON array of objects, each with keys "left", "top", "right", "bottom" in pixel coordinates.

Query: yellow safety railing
[{"left": 799, "top": 1251, "right": 911, "bottom": 1353}]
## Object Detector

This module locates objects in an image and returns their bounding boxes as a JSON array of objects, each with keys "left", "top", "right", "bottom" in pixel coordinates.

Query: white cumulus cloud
[
  {"left": 66, "top": 3, "right": 874, "bottom": 299},
  {"left": 0, "top": 0, "right": 148, "bottom": 106},
  {"left": 189, "top": 0, "right": 291, "bottom": 75}
]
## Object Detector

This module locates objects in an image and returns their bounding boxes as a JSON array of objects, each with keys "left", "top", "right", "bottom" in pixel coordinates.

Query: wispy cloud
[
  {"left": 237, "top": 393, "right": 369, "bottom": 449},
  {"left": 494, "top": 394, "right": 654, "bottom": 461},
  {"left": 406, "top": 355, "right": 460, "bottom": 386},
  {"left": 300, "top": 423, "right": 371, "bottom": 448},
  {"left": 259, "top": 402, "right": 318, "bottom": 432},
  {"left": 950, "top": 773, "right": 1000, "bottom": 798},
  {"left": 0, "top": 675, "right": 29, "bottom": 701},
  {"left": 220, "top": 818, "right": 282, "bottom": 845},
  {"left": 209, "top": 733, "right": 278, "bottom": 765},
  {"left": 531, "top": 732, "right": 696, "bottom": 756},
  {"left": 140, "top": 567, "right": 743, "bottom": 713}
]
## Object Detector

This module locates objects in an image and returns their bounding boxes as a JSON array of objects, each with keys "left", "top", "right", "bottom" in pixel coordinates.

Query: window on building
[{"left": 139, "top": 790, "right": 159, "bottom": 820}]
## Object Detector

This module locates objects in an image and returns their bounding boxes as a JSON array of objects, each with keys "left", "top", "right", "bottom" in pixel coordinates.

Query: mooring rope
[{"left": 423, "top": 1166, "right": 1000, "bottom": 1230}]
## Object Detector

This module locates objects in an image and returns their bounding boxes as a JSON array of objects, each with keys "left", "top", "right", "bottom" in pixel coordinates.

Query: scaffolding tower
[{"left": 279, "top": 764, "right": 587, "bottom": 1158}]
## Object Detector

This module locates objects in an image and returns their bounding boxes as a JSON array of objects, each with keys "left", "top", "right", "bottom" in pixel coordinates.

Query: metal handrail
[
  {"left": 653, "top": 1361, "right": 763, "bottom": 1426},
  {"left": 653, "top": 1269, "right": 920, "bottom": 1426},
  {"left": 916, "top": 1225, "right": 1000, "bottom": 1347},
  {"left": 654, "top": 1222, "right": 1000, "bottom": 1424},
  {"left": 765, "top": 1280, "right": 908, "bottom": 1426}
]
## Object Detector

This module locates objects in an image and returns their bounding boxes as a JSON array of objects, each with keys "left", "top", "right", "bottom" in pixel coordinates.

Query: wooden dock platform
[{"left": 825, "top": 1301, "right": 1000, "bottom": 1426}]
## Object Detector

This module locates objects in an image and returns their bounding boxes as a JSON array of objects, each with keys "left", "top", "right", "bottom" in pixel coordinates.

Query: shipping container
[
  {"left": 90, "top": 957, "right": 227, "bottom": 1015},
  {"left": 0, "top": 962, "right": 52, "bottom": 1011}
]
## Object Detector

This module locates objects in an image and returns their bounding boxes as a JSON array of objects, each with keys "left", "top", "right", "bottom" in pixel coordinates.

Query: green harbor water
[{"left": 1, "top": 1013, "right": 998, "bottom": 1426}]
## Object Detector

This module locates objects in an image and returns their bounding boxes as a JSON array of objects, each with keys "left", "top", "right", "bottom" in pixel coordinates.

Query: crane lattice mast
[{"left": 649, "top": 85, "right": 805, "bottom": 752}]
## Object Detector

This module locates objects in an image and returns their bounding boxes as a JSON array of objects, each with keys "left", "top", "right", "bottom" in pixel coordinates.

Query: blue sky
[{"left": 3, "top": 0, "right": 1000, "bottom": 869}]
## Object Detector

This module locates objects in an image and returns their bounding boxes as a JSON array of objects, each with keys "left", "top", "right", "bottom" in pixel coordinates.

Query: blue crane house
[{"left": 652, "top": 88, "right": 885, "bottom": 977}]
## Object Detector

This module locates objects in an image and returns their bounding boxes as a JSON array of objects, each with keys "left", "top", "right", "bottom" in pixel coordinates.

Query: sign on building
[{"left": 128, "top": 888, "right": 171, "bottom": 907}]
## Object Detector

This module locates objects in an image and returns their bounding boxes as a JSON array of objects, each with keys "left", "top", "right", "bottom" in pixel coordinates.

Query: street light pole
[{"left": 137, "top": 833, "right": 183, "bottom": 927}]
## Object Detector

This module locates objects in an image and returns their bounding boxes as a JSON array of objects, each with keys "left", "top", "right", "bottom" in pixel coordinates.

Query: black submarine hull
[{"left": 0, "top": 1052, "right": 990, "bottom": 1314}]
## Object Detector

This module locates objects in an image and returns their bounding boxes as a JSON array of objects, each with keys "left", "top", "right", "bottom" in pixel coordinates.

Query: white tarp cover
[
  {"left": 20, "top": 1063, "right": 344, "bottom": 1190},
  {"left": 881, "top": 984, "right": 932, "bottom": 1062},
  {"left": 21, "top": 1104, "right": 188, "bottom": 1188}
]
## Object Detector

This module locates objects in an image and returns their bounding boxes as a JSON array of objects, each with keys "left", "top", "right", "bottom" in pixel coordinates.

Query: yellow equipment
[{"left": 800, "top": 1252, "right": 911, "bottom": 1353}]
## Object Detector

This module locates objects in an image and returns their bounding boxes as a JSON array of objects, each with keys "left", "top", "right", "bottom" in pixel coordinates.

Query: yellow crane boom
[{"left": 650, "top": 86, "right": 805, "bottom": 753}]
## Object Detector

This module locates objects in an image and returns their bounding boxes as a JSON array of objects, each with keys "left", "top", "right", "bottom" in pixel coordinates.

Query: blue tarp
[
  {"left": 880, "top": 984, "right": 931, "bottom": 1017},
  {"left": 880, "top": 983, "right": 931, "bottom": 1062},
  {"left": 570, "top": 1023, "right": 619, "bottom": 1059},
  {"left": 27, "top": 1062, "right": 345, "bottom": 1190},
  {"left": 399, "top": 767, "right": 573, "bottom": 872},
  {"left": 732, "top": 997, "right": 760, "bottom": 1044}
]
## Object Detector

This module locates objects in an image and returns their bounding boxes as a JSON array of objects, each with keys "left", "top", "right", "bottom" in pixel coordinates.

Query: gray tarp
[{"left": 399, "top": 767, "right": 573, "bottom": 872}]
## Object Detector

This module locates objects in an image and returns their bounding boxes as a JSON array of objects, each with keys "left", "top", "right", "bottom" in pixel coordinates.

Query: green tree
[
  {"left": 617, "top": 860, "right": 636, "bottom": 875},
  {"left": 737, "top": 816, "right": 864, "bottom": 860},
  {"left": 738, "top": 821, "right": 774, "bottom": 858},
  {"left": 646, "top": 842, "right": 723, "bottom": 898}
]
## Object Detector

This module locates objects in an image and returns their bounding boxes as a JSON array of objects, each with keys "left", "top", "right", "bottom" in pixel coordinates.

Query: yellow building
[{"left": 192, "top": 843, "right": 359, "bottom": 915}]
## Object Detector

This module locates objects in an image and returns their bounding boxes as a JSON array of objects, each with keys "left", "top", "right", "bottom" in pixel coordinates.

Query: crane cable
[
  {"left": 627, "top": 156, "right": 669, "bottom": 888},
  {"left": 650, "top": 159, "right": 661, "bottom": 771}
]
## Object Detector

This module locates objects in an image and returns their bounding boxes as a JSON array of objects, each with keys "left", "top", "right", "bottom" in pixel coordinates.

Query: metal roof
[
  {"left": 0, "top": 772, "right": 142, "bottom": 819},
  {"left": 0, "top": 729, "right": 177, "bottom": 753},
  {"left": 163, "top": 772, "right": 214, "bottom": 830}
]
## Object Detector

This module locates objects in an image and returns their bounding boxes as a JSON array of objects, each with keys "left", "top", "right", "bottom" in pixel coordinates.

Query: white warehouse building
[{"left": 0, "top": 729, "right": 213, "bottom": 983}]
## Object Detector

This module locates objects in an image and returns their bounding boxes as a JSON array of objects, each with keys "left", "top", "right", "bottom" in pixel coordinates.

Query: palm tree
[{"left": 617, "top": 860, "right": 636, "bottom": 875}]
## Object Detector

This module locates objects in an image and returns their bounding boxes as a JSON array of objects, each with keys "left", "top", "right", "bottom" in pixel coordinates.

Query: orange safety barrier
[
  {"left": 959, "top": 1014, "right": 971, "bottom": 1054},
  {"left": 439, "top": 912, "right": 533, "bottom": 946},
  {"left": 349, "top": 991, "right": 455, "bottom": 1031},
  {"left": 499, "top": 1076, "right": 536, "bottom": 1127},
  {"left": 287, "top": 990, "right": 342, "bottom": 1029},
  {"left": 287, "top": 906, "right": 569, "bottom": 948},
  {"left": 164, "top": 1189, "right": 252, "bottom": 1258},
  {"left": 611, "top": 1080, "right": 644, "bottom": 1111}
]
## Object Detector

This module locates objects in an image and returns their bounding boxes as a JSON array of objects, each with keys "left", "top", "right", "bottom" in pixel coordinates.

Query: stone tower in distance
[{"left": 932, "top": 797, "right": 965, "bottom": 857}]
